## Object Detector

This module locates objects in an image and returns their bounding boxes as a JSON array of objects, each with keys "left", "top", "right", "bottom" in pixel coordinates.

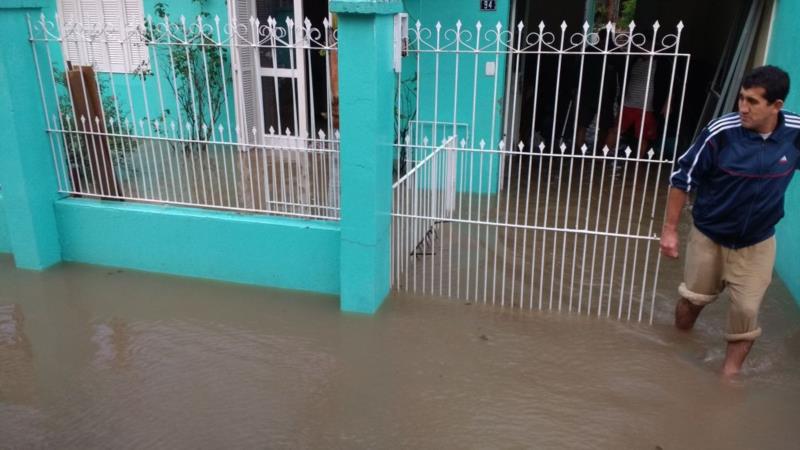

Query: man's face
[{"left": 738, "top": 86, "right": 783, "bottom": 133}]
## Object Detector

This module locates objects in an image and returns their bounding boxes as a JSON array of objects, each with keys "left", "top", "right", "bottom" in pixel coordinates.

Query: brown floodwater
[{"left": 1, "top": 251, "right": 800, "bottom": 449}]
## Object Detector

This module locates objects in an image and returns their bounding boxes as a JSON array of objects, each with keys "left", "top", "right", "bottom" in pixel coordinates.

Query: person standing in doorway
[
  {"left": 661, "top": 65, "right": 799, "bottom": 377},
  {"left": 574, "top": 28, "right": 620, "bottom": 152},
  {"left": 605, "top": 56, "right": 667, "bottom": 156}
]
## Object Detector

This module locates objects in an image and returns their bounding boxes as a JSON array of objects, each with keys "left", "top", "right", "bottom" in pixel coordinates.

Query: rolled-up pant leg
[
  {"left": 722, "top": 237, "right": 776, "bottom": 342},
  {"left": 679, "top": 227, "right": 724, "bottom": 306}
]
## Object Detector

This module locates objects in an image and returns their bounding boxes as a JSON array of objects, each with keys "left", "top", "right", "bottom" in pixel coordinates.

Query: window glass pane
[
  {"left": 257, "top": 0, "right": 295, "bottom": 69},
  {"left": 261, "top": 76, "right": 297, "bottom": 134}
]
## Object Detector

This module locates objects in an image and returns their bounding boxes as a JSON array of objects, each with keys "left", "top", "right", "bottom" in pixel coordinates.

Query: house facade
[{"left": 1, "top": 0, "right": 799, "bottom": 314}]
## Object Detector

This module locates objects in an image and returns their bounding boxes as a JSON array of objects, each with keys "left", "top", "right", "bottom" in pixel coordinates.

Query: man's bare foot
[
  {"left": 721, "top": 339, "right": 754, "bottom": 377},
  {"left": 675, "top": 298, "right": 705, "bottom": 330},
  {"left": 721, "top": 366, "right": 739, "bottom": 378}
]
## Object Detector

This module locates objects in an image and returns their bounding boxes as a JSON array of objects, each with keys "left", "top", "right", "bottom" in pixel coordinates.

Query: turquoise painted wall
[
  {"left": 401, "top": 0, "right": 512, "bottom": 193},
  {"left": 0, "top": 198, "right": 9, "bottom": 253},
  {"left": 1, "top": 1, "right": 64, "bottom": 269},
  {"left": 768, "top": 0, "right": 800, "bottom": 303},
  {"left": 55, "top": 198, "right": 341, "bottom": 295},
  {"left": 112, "top": 0, "right": 235, "bottom": 142}
]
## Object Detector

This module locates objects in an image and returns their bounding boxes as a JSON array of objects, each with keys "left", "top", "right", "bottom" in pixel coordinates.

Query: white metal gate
[
  {"left": 392, "top": 136, "right": 458, "bottom": 293},
  {"left": 392, "top": 19, "right": 690, "bottom": 323}
]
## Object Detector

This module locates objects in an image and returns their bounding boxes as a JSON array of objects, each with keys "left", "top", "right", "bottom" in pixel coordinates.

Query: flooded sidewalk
[{"left": 1, "top": 253, "right": 800, "bottom": 449}]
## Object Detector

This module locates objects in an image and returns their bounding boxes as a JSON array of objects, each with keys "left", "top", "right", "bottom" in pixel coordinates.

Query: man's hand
[
  {"left": 660, "top": 225, "right": 680, "bottom": 259},
  {"left": 661, "top": 187, "right": 687, "bottom": 259}
]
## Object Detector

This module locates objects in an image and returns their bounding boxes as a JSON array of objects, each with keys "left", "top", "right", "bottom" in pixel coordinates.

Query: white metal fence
[
  {"left": 27, "top": 12, "right": 340, "bottom": 220},
  {"left": 392, "top": 135, "right": 458, "bottom": 292},
  {"left": 392, "top": 19, "right": 690, "bottom": 323}
]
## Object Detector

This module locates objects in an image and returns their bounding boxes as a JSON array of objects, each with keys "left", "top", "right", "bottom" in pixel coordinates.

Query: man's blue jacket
[{"left": 670, "top": 111, "right": 800, "bottom": 249}]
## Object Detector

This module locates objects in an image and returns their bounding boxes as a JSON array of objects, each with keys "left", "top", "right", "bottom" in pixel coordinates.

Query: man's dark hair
[{"left": 741, "top": 65, "right": 790, "bottom": 103}]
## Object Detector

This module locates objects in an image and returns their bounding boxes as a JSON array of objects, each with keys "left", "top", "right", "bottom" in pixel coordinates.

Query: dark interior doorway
[
  {"left": 509, "top": 0, "right": 774, "bottom": 158},
  {"left": 303, "top": 0, "right": 332, "bottom": 133}
]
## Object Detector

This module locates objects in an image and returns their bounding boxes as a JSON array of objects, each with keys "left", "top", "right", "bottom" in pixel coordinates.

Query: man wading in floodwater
[{"left": 661, "top": 65, "right": 799, "bottom": 377}]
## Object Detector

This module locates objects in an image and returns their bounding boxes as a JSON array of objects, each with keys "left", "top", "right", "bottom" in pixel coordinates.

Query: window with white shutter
[
  {"left": 58, "top": 0, "right": 149, "bottom": 73},
  {"left": 230, "top": 0, "right": 260, "bottom": 143}
]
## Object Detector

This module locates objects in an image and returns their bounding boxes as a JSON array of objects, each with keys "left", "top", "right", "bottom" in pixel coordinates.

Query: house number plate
[{"left": 480, "top": 0, "right": 496, "bottom": 11}]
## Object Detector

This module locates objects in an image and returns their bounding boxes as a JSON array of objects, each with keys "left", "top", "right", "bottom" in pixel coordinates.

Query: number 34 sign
[{"left": 480, "top": 0, "right": 496, "bottom": 11}]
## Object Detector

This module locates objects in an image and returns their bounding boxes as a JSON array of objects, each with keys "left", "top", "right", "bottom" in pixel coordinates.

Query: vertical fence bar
[
  {"left": 28, "top": 15, "right": 64, "bottom": 195},
  {"left": 527, "top": 21, "right": 546, "bottom": 310}
]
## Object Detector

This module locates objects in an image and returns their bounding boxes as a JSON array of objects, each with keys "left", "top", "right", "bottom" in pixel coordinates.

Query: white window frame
[
  {"left": 57, "top": 0, "right": 149, "bottom": 74},
  {"left": 230, "top": 0, "right": 309, "bottom": 145}
]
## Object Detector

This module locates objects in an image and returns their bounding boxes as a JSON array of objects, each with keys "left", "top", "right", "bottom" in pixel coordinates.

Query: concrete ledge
[
  {"left": 330, "top": 0, "right": 402, "bottom": 15},
  {"left": 55, "top": 198, "right": 341, "bottom": 296}
]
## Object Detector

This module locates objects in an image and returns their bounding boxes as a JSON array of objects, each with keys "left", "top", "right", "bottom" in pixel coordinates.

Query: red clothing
[{"left": 619, "top": 106, "right": 657, "bottom": 141}]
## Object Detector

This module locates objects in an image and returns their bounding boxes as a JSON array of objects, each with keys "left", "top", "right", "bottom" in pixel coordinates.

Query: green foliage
[
  {"left": 619, "top": 0, "right": 637, "bottom": 28},
  {"left": 148, "top": 1, "right": 232, "bottom": 152},
  {"left": 594, "top": 1, "right": 608, "bottom": 25},
  {"left": 594, "top": 0, "right": 636, "bottom": 27}
]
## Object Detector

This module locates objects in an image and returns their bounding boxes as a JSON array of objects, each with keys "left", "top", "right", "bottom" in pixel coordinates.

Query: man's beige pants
[{"left": 678, "top": 226, "right": 775, "bottom": 341}]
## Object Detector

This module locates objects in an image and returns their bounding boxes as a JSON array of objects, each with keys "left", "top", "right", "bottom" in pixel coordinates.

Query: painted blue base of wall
[
  {"left": 55, "top": 199, "right": 340, "bottom": 296},
  {"left": 0, "top": 198, "right": 9, "bottom": 253}
]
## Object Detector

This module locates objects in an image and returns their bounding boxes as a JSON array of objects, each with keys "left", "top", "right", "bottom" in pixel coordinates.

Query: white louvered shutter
[
  {"left": 231, "top": 0, "right": 260, "bottom": 144},
  {"left": 59, "top": 0, "right": 78, "bottom": 64},
  {"left": 58, "top": 0, "right": 147, "bottom": 73},
  {"left": 101, "top": 0, "right": 127, "bottom": 72},
  {"left": 121, "top": 0, "right": 148, "bottom": 72},
  {"left": 59, "top": 0, "right": 93, "bottom": 68}
]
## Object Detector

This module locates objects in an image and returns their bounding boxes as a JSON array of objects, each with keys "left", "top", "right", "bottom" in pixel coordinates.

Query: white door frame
[
  {"left": 229, "top": 0, "right": 310, "bottom": 145},
  {"left": 258, "top": 0, "right": 309, "bottom": 145}
]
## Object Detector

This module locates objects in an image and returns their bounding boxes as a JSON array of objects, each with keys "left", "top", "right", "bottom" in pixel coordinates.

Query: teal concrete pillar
[
  {"left": 331, "top": 0, "right": 402, "bottom": 313},
  {"left": 0, "top": 1, "right": 62, "bottom": 269},
  {"left": 768, "top": 0, "right": 800, "bottom": 304}
]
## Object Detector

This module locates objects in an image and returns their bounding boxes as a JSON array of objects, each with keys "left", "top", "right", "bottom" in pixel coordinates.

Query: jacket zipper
[{"left": 739, "top": 139, "right": 766, "bottom": 247}]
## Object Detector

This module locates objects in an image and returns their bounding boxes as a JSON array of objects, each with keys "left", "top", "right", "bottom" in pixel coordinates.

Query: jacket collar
[{"left": 742, "top": 111, "right": 787, "bottom": 142}]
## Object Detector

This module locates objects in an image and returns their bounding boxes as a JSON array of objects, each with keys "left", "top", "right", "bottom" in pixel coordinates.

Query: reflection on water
[
  {"left": 0, "top": 304, "right": 34, "bottom": 405},
  {"left": 1, "top": 253, "right": 799, "bottom": 449},
  {"left": 91, "top": 319, "right": 131, "bottom": 370}
]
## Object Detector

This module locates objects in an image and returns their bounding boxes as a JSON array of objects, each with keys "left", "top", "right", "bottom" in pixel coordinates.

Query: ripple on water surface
[{"left": 1, "top": 255, "right": 800, "bottom": 449}]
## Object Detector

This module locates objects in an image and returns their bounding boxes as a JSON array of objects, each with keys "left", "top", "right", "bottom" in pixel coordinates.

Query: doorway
[{"left": 230, "top": 0, "right": 332, "bottom": 145}]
